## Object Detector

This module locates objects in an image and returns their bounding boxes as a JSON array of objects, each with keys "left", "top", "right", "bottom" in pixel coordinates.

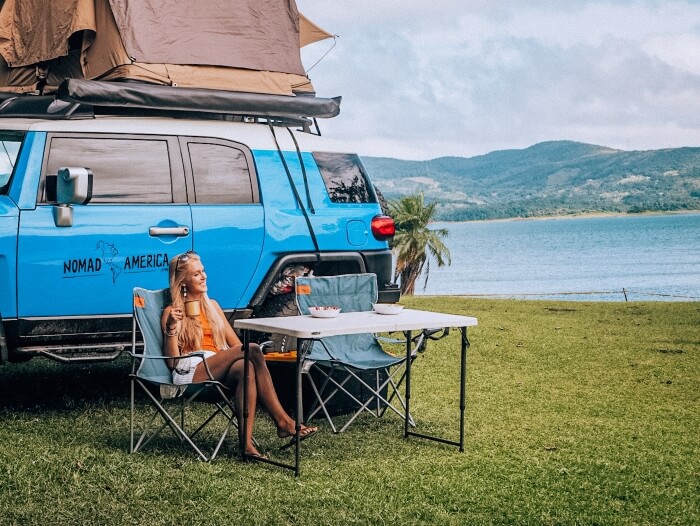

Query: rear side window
[
  {"left": 313, "top": 152, "right": 372, "bottom": 204},
  {"left": 0, "top": 130, "right": 24, "bottom": 192},
  {"left": 187, "top": 142, "right": 255, "bottom": 204},
  {"left": 44, "top": 137, "right": 173, "bottom": 203}
]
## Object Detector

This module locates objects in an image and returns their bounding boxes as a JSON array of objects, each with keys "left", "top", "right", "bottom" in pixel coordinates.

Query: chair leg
[
  {"left": 308, "top": 368, "right": 386, "bottom": 432},
  {"left": 336, "top": 367, "right": 415, "bottom": 433},
  {"left": 304, "top": 363, "right": 357, "bottom": 430},
  {"left": 304, "top": 370, "right": 338, "bottom": 433},
  {"left": 382, "top": 373, "right": 416, "bottom": 427},
  {"left": 134, "top": 410, "right": 171, "bottom": 452},
  {"left": 310, "top": 371, "right": 367, "bottom": 415},
  {"left": 375, "top": 371, "right": 382, "bottom": 417},
  {"left": 303, "top": 364, "right": 336, "bottom": 421},
  {"left": 130, "top": 376, "right": 136, "bottom": 453},
  {"left": 209, "top": 418, "right": 234, "bottom": 461},
  {"left": 132, "top": 381, "right": 180, "bottom": 452},
  {"left": 132, "top": 381, "right": 210, "bottom": 461}
]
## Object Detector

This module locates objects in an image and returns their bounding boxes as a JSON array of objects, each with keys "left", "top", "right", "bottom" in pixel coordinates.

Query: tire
[{"left": 252, "top": 293, "right": 299, "bottom": 353}]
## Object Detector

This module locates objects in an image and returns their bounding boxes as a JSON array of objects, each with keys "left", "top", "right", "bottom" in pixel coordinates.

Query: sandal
[
  {"left": 244, "top": 451, "right": 270, "bottom": 461},
  {"left": 279, "top": 426, "right": 318, "bottom": 450}
]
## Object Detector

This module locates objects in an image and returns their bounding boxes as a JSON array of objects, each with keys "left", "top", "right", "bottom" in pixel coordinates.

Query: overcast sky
[{"left": 297, "top": 0, "right": 700, "bottom": 160}]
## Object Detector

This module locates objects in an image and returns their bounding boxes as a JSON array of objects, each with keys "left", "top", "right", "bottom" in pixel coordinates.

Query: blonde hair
[{"left": 168, "top": 252, "right": 228, "bottom": 353}]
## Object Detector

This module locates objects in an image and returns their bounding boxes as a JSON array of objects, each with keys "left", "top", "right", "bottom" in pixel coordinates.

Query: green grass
[{"left": 0, "top": 298, "right": 698, "bottom": 525}]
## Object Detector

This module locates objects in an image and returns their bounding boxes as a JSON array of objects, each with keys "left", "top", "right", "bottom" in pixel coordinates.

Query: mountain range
[{"left": 362, "top": 141, "right": 700, "bottom": 221}]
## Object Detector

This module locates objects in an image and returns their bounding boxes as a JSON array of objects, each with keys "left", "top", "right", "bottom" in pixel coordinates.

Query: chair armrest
[
  {"left": 128, "top": 352, "right": 170, "bottom": 360},
  {"left": 377, "top": 328, "right": 450, "bottom": 355},
  {"left": 413, "top": 328, "right": 450, "bottom": 353},
  {"left": 128, "top": 351, "right": 207, "bottom": 361}
]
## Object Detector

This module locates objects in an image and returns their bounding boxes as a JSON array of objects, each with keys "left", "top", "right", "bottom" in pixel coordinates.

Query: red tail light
[{"left": 371, "top": 215, "right": 395, "bottom": 240}]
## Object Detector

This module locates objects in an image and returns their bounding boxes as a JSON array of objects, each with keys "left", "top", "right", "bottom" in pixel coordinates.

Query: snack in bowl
[
  {"left": 372, "top": 303, "right": 404, "bottom": 315},
  {"left": 308, "top": 306, "right": 341, "bottom": 318}
]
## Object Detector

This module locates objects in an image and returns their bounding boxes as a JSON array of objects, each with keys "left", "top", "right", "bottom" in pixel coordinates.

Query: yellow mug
[{"left": 184, "top": 300, "right": 201, "bottom": 317}]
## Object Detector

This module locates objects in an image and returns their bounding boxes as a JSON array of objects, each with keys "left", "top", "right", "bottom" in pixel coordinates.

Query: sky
[{"left": 297, "top": 0, "right": 700, "bottom": 160}]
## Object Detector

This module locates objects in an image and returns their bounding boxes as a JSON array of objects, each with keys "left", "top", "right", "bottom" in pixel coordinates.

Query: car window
[
  {"left": 312, "top": 152, "right": 372, "bottom": 204},
  {"left": 44, "top": 137, "right": 173, "bottom": 203},
  {"left": 187, "top": 142, "right": 254, "bottom": 204},
  {"left": 0, "top": 130, "right": 24, "bottom": 193}
]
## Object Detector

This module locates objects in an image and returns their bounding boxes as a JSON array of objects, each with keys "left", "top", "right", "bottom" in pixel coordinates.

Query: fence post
[{"left": 622, "top": 288, "right": 628, "bottom": 301}]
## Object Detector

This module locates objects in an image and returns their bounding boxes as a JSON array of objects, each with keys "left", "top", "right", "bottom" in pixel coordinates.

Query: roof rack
[
  {"left": 0, "top": 92, "right": 93, "bottom": 119},
  {"left": 0, "top": 79, "right": 341, "bottom": 128}
]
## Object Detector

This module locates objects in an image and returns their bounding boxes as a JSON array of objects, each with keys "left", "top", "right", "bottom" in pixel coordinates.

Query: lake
[{"left": 414, "top": 213, "right": 700, "bottom": 301}]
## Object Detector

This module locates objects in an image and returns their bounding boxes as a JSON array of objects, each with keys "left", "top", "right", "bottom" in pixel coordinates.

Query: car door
[
  {"left": 17, "top": 133, "right": 192, "bottom": 321},
  {"left": 179, "top": 137, "right": 264, "bottom": 309}
]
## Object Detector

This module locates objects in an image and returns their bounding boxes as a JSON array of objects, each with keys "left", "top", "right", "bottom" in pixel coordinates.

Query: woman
[{"left": 161, "top": 251, "right": 317, "bottom": 458}]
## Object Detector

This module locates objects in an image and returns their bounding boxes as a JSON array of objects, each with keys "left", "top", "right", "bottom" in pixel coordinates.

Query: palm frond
[{"left": 388, "top": 192, "right": 451, "bottom": 295}]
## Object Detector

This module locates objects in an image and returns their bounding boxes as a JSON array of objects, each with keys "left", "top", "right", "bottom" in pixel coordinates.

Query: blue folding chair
[
  {"left": 129, "top": 287, "right": 240, "bottom": 461},
  {"left": 295, "top": 274, "right": 421, "bottom": 433}
]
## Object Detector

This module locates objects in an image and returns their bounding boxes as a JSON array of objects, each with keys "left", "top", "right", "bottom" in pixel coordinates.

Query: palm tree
[{"left": 389, "top": 193, "right": 451, "bottom": 295}]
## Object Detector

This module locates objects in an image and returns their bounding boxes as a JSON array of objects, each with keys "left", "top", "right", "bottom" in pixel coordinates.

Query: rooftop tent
[{"left": 0, "top": 0, "right": 334, "bottom": 96}]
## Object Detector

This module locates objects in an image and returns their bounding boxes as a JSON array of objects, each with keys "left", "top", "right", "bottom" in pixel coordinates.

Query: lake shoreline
[
  {"left": 435, "top": 209, "right": 700, "bottom": 224},
  {"left": 419, "top": 213, "right": 700, "bottom": 301}
]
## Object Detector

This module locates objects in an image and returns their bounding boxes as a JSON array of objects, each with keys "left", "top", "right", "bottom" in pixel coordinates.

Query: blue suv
[{"left": 0, "top": 91, "right": 398, "bottom": 364}]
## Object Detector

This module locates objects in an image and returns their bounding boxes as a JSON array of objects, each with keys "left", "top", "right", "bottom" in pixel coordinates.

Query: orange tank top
[{"left": 198, "top": 311, "right": 219, "bottom": 352}]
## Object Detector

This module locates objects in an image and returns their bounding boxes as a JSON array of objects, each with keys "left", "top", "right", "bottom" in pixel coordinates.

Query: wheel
[
  {"left": 7, "top": 350, "right": 32, "bottom": 363},
  {"left": 252, "top": 293, "right": 299, "bottom": 353}
]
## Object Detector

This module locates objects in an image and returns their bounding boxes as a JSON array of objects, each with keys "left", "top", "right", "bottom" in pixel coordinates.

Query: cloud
[{"left": 298, "top": 0, "right": 700, "bottom": 159}]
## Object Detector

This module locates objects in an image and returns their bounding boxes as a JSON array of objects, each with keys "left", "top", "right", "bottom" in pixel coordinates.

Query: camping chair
[
  {"left": 295, "top": 274, "right": 434, "bottom": 433},
  {"left": 129, "top": 287, "right": 241, "bottom": 461}
]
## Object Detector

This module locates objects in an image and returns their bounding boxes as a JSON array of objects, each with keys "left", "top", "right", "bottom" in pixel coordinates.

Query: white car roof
[{"left": 0, "top": 116, "right": 354, "bottom": 154}]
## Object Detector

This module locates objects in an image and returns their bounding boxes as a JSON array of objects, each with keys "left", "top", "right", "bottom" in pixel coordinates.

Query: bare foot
[
  {"left": 277, "top": 423, "right": 318, "bottom": 439},
  {"left": 244, "top": 444, "right": 264, "bottom": 458}
]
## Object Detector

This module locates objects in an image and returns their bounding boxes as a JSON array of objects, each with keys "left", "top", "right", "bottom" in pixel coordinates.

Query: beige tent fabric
[
  {"left": 97, "top": 64, "right": 314, "bottom": 95},
  {"left": 0, "top": 0, "right": 327, "bottom": 95},
  {"left": 0, "top": 0, "right": 96, "bottom": 67},
  {"left": 81, "top": 0, "right": 130, "bottom": 81},
  {"left": 107, "top": 0, "right": 305, "bottom": 75},
  {"left": 0, "top": 49, "right": 84, "bottom": 93},
  {"left": 299, "top": 13, "right": 334, "bottom": 47}
]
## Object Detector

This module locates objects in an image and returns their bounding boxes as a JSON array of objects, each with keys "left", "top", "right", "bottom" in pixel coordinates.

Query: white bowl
[
  {"left": 372, "top": 303, "right": 404, "bottom": 315},
  {"left": 309, "top": 306, "right": 341, "bottom": 318}
]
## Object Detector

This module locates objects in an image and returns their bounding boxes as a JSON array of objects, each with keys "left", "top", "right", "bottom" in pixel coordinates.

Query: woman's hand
[
  {"left": 162, "top": 306, "right": 183, "bottom": 366},
  {"left": 166, "top": 307, "right": 184, "bottom": 331}
]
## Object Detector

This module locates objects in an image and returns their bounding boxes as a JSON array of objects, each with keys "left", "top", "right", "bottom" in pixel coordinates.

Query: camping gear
[
  {"left": 0, "top": 0, "right": 333, "bottom": 95},
  {"left": 295, "top": 274, "right": 418, "bottom": 433},
  {"left": 130, "top": 287, "right": 244, "bottom": 461}
]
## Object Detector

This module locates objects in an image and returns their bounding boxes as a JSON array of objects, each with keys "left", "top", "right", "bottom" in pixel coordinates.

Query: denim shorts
[{"left": 172, "top": 351, "right": 216, "bottom": 385}]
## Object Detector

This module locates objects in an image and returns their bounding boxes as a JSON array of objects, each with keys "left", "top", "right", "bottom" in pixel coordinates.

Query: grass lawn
[{"left": 0, "top": 298, "right": 698, "bottom": 525}]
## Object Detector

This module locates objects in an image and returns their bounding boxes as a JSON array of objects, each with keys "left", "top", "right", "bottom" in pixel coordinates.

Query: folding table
[{"left": 234, "top": 308, "right": 478, "bottom": 476}]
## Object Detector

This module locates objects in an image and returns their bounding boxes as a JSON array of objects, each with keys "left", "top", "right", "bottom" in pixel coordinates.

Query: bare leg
[
  {"left": 226, "top": 359, "right": 259, "bottom": 456},
  {"left": 246, "top": 347, "right": 302, "bottom": 436},
  {"left": 192, "top": 344, "right": 316, "bottom": 445},
  {"left": 192, "top": 351, "right": 261, "bottom": 456}
]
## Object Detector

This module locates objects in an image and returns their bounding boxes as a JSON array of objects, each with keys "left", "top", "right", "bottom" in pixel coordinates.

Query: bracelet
[{"left": 164, "top": 328, "right": 179, "bottom": 337}]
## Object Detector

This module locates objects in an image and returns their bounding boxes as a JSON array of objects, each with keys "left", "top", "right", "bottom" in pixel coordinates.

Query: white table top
[{"left": 234, "top": 308, "right": 478, "bottom": 339}]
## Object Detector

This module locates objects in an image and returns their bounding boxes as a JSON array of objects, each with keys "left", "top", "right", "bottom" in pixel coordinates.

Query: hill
[{"left": 363, "top": 141, "right": 700, "bottom": 221}]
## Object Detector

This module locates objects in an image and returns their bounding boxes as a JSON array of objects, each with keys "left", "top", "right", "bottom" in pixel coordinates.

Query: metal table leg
[
  {"left": 459, "top": 326, "right": 470, "bottom": 452},
  {"left": 405, "top": 326, "right": 470, "bottom": 450},
  {"left": 240, "top": 329, "right": 250, "bottom": 460},
  {"left": 293, "top": 338, "right": 308, "bottom": 476},
  {"left": 404, "top": 330, "right": 412, "bottom": 438}
]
